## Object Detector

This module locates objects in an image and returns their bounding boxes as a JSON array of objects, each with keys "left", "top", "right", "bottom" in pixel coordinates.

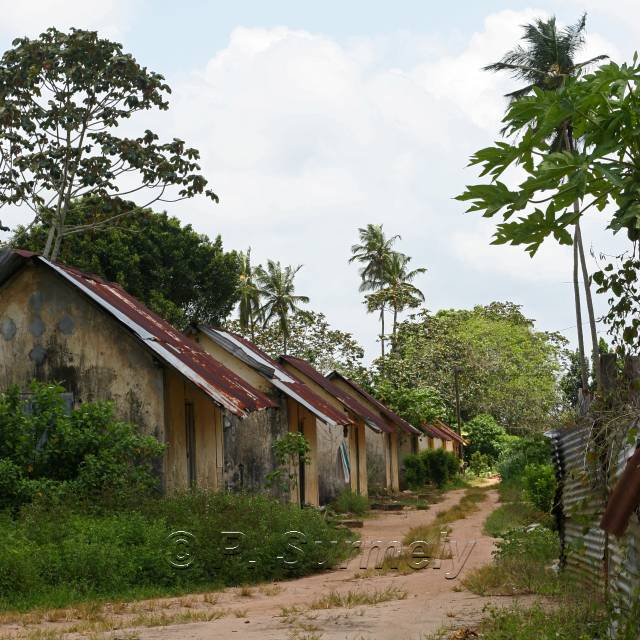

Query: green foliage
[
  {"left": 0, "top": 382, "right": 165, "bottom": 510},
  {"left": 0, "top": 492, "right": 351, "bottom": 610},
  {"left": 523, "top": 464, "right": 557, "bottom": 513},
  {"left": 494, "top": 525, "right": 559, "bottom": 564},
  {"left": 497, "top": 435, "right": 552, "bottom": 483},
  {"left": 378, "top": 303, "right": 564, "bottom": 434},
  {"left": 16, "top": 202, "right": 240, "bottom": 329},
  {"left": 463, "top": 414, "right": 507, "bottom": 463},
  {"left": 374, "top": 381, "right": 445, "bottom": 428},
  {"left": 0, "top": 27, "right": 217, "bottom": 259},
  {"left": 403, "top": 454, "right": 427, "bottom": 490},
  {"left": 266, "top": 432, "right": 311, "bottom": 495},
  {"left": 468, "top": 451, "right": 494, "bottom": 477},
  {"left": 228, "top": 310, "right": 365, "bottom": 376},
  {"left": 421, "top": 448, "right": 459, "bottom": 488},
  {"left": 331, "top": 490, "right": 369, "bottom": 515}
]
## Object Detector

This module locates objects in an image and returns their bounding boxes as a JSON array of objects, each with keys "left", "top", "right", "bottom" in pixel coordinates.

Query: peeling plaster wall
[
  {"left": 366, "top": 429, "right": 387, "bottom": 492},
  {"left": 0, "top": 263, "right": 165, "bottom": 441},
  {"left": 222, "top": 399, "right": 288, "bottom": 497},
  {"left": 316, "top": 418, "right": 350, "bottom": 504}
]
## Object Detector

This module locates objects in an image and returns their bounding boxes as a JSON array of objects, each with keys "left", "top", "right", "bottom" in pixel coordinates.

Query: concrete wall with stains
[
  {"left": 316, "top": 418, "right": 350, "bottom": 504},
  {"left": 366, "top": 429, "right": 387, "bottom": 493},
  {"left": 0, "top": 263, "right": 165, "bottom": 442},
  {"left": 397, "top": 433, "right": 418, "bottom": 489},
  {"left": 222, "top": 400, "right": 288, "bottom": 497}
]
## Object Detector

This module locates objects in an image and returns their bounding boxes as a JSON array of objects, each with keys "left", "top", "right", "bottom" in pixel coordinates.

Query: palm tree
[
  {"left": 254, "top": 260, "right": 310, "bottom": 355},
  {"left": 381, "top": 253, "right": 427, "bottom": 338},
  {"left": 237, "top": 248, "right": 261, "bottom": 340},
  {"left": 349, "top": 224, "right": 400, "bottom": 357},
  {"left": 485, "top": 14, "right": 607, "bottom": 391}
]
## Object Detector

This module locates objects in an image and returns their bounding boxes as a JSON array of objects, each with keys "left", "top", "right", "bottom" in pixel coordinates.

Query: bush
[
  {"left": 0, "top": 491, "right": 353, "bottom": 610},
  {"left": 421, "top": 448, "right": 459, "bottom": 488},
  {"left": 463, "top": 414, "right": 507, "bottom": 463},
  {"left": 0, "top": 382, "right": 165, "bottom": 510},
  {"left": 331, "top": 489, "right": 369, "bottom": 515},
  {"left": 523, "top": 463, "right": 557, "bottom": 513},
  {"left": 403, "top": 454, "right": 427, "bottom": 490},
  {"left": 468, "top": 451, "right": 493, "bottom": 477},
  {"left": 497, "top": 435, "right": 551, "bottom": 483}
]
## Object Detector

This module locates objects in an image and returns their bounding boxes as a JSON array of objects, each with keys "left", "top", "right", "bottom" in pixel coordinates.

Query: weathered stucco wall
[
  {"left": 222, "top": 400, "right": 288, "bottom": 496},
  {"left": 397, "top": 433, "right": 417, "bottom": 489},
  {"left": 0, "top": 263, "right": 165, "bottom": 440},
  {"left": 316, "top": 418, "right": 350, "bottom": 504},
  {"left": 366, "top": 428, "right": 387, "bottom": 492}
]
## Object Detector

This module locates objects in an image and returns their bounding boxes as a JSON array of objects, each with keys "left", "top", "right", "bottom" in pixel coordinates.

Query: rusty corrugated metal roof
[
  {"left": 198, "top": 327, "right": 352, "bottom": 427},
  {"left": 0, "top": 252, "right": 276, "bottom": 417},
  {"left": 432, "top": 419, "right": 466, "bottom": 445},
  {"left": 327, "top": 371, "right": 421, "bottom": 435},
  {"left": 281, "top": 356, "right": 392, "bottom": 433}
]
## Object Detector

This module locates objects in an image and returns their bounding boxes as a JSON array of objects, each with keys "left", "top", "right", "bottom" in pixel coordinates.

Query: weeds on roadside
[{"left": 309, "top": 586, "right": 407, "bottom": 610}]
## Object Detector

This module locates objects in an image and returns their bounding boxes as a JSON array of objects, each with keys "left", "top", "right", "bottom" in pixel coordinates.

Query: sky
[{"left": 0, "top": 0, "right": 638, "bottom": 361}]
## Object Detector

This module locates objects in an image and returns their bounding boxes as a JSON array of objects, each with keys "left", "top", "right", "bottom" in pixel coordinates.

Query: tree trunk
[
  {"left": 573, "top": 224, "right": 588, "bottom": 390},
  {"left": 43, "top": 225, "right": 56, "bottom": 260},
  {"left": 283, "top": 332, "right": 287, "bottom": 356},
  {"left": 575, "top": 221, "right": 601, "bottom": 390}
]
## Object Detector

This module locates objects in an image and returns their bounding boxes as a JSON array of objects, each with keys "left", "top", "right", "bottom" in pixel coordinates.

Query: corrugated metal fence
[{"left": 552, "top": 424, "right": 640, "bottom": 633}]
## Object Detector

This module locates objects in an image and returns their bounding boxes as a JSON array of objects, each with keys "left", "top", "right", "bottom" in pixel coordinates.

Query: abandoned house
[
  {"left": 279, "top": 354, "right": 390, "bottom": 499},
  {"left": 188, "top": 326, "right": 353, "bottom": 506},
  {"left": 420, "top": 419, "right": 466, "bottom": 459},
  {"left": 326, "top": 371, "right": 421, "bottom": 491},
  {"left": 0, "top": 250, "right": 290, "bottom": 493}
]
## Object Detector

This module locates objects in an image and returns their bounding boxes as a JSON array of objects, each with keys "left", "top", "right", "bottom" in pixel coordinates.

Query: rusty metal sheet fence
[{"left": 553, "top": 425, "right": 640, "bottom": 634}]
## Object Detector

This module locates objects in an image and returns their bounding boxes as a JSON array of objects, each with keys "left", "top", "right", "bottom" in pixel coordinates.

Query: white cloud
[{"left": 0, "top": 0, "right": 139, "bottom": 39}]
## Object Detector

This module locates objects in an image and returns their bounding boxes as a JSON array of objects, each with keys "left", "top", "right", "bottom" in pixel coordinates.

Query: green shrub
[
  {"left": 331, "top": 490, "right": 369, "bottom": 515},
  {"left": 523, "top": 463, "right": 557, "bottom": 513},
  {"left": 403, "top": 454, "right": 426, "bottom": 489},
  {"left": 468, "top": 451, "right": 493, "bottom": 476},
  {"left": 463, "top": 414, "right": 506, "bottom": 463},
  {"left": 420, "top": 448, "right": 459, "bottom": 488},
  {"left": 0, "top": 382, "right": 165, "bottom": 509},
  {"left": 0, "top": 491, "right": 352, "bottom": 610},
  {"left": 497, "top": 435, "right": 551, "bottom": 483}
]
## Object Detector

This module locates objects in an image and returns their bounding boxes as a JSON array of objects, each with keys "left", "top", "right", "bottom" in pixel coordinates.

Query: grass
[
  {"left": 0, "top": 491, "right": 353, "bottom": 613},
  {"left": 331, "top": 490, "right": 370, "bottom": 515},
  {"left": 309, "top": 586, "right": 407, "bottom": 610}
]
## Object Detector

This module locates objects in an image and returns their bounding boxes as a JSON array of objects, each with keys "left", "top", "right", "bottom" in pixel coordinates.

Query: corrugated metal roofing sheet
[
  {"left": 0, "top": 252, "right": 276, "bottom": 418},
  {"left": 281, "top": 356, "right": 392, "bottom": 433},
  {"left": 199, "top": 327, "right": 352, "bottom": 427},
  {"left": 327, "top": 371, "right": 421, "bottom": 435}
]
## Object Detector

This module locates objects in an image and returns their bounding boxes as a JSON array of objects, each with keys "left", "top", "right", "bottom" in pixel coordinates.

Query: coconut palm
[
  {"left": 381, "top": 252, "right": 427, "bottom": 338},
  {"left": 349, "top": 224, "right": 400, "bottom": 357},
  {"left": 254, "top": 260, "right": 310, "bottom": 355},
  {"left": 237, "top": 248, "right": 261, "bottom": 340},
  {"left": 485, "top": 14, "right": 607, "bottom": 391}
]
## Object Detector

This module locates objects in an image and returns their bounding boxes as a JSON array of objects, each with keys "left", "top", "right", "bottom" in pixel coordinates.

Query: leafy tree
[
  {"left": 378, "top": 302, "right": 564, "bottom": 434},
  {"left": 463, "top": 414, "right": 507, "bottom": 463},
  {"left": 478, "top": 14, "right": 607, "bottom": 390},
  {"left": 370, "top": 252, "right": 426, "bottom": 339},
  {"left": 0, "top": 28, "right": 217, "bottom": 260},
  {"left": 373, "top": 380, "right": 445, "bottom": 428},
  {"left": 227, "top": 310, "right": 365, "bottom": 376},
  {"left": 15, "top": 199, "right": 241, "bottom": 329},
  {"left": 237, "top": 249, "right": 261, "bottom": 341},
  {"left": 254, "top": 261, "right": 310, "bottom": 355},
  {"left": 349, "top": 224, "right": 399, "bottom": 358}
]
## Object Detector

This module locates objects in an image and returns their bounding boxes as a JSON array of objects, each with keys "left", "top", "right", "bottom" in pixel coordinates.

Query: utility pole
[{"left": 453, "top": 366, "right": 462, "bottom": 435}]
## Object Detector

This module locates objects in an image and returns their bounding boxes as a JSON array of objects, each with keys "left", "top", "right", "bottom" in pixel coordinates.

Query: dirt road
[{"left": 127, "top": 486, "right": 516, "bottom": 639}]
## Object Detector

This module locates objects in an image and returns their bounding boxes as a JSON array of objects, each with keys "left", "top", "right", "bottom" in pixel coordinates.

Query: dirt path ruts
[{"left": 124, "top": 485, "right": 525, "bottom": 640}]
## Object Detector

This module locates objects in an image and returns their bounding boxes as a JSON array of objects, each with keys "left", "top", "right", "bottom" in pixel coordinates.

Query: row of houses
[{"left": 0, "top": 250, "right": 464, "bottom": 506}]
